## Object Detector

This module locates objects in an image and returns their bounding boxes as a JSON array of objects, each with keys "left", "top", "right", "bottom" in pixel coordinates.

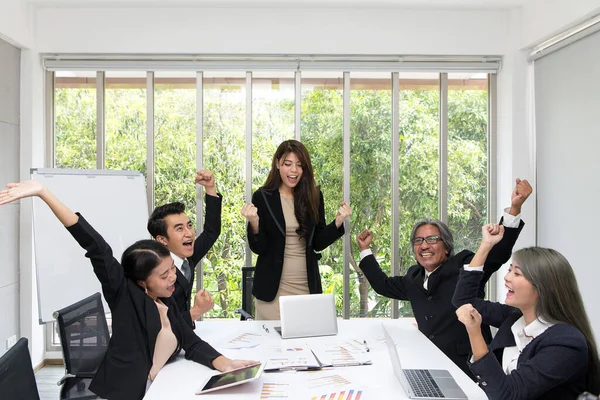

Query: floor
[{"left": 35, "top": 364, "right": 63, "bottom": 400}]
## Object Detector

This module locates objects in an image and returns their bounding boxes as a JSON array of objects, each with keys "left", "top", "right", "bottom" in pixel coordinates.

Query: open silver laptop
[
  {"left": 275, "top": 294, "right": 338, "bottom": 339},
  {"left": 382, "top": 325, "right": 467, "bottom": 400}
]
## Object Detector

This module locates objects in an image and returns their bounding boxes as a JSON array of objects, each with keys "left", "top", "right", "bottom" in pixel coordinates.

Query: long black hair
[
  {"left": 514, "top": 247, "right": 600, "bottom": 393},
  {"left": 262, "top": 140, "right": 319, "bottom": 239}
]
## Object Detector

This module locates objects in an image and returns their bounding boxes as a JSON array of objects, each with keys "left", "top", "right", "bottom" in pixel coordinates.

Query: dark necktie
[{"left": 181, "top": 259, "right": 192, "bottom": 282}]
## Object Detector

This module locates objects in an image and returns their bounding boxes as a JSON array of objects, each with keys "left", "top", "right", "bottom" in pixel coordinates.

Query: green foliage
[{"left": 54, "top": 81, "right": 488, "bottom": 319}]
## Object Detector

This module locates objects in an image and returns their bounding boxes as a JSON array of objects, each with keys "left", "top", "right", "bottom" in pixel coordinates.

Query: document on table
[
  {"left": 263, "top": 343, "right": 322, "bottom": 371},
  {"left": 219, "top": 331, "right": 266, "bottom": 349},
  {"left": 309, "top": 339, "right": 372, "bottom": 367}
]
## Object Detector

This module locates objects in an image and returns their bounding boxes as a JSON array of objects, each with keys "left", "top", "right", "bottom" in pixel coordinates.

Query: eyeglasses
[{"left": 412, "top": 236, "right": 442, "bottom": 246}]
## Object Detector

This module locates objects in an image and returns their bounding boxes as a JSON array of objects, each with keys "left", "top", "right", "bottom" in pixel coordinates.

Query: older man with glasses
[{"left": 356, "top": 178, "right": 532, "bottom": 380}]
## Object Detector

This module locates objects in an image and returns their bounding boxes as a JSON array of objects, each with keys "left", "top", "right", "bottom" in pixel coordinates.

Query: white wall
[
  {"left": 34, "top": 7, "right": 510, "bottom": 54},
  {"left": 20, "top": 49, "right": 46, "bottom": 366},
  {"left": 0, "top": 38, "right": 21, "bottom": 358},
  {"left": 493, "top": 8, "right": 536, "bottom": 298},
  {"left": 0, "top": 0, "right": 44, "bottom": 367},
  {"left": 0, "top": 0, "right": 34, "bottom": 48},
  {"left": 522, "top": 0, "right": 600, "bottom": 46}
]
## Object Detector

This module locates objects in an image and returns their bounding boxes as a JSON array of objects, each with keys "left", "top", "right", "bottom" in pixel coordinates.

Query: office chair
[
  {"left": 0, "top": 337, "right": 41, "bottom": 400},
  {"left": 235, "top": 266, "right": 255, "bottom": 320},
  {"left": 54, "top": 292, "right": 109, "bottom": 399}
]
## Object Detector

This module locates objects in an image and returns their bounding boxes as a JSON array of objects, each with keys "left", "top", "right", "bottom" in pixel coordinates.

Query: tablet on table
[{"left": 195, "top": 363, "right": 265, "bottom": 395}]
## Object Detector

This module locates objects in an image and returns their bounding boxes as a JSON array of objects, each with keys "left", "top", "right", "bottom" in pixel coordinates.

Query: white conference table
[{"left": 144, "top": 319, "right": 486, "bottom": 399}]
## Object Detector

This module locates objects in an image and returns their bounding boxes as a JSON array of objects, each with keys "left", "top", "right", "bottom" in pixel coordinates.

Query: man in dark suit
[
  {"left": 356, "top": 178, "right": 532, "bottom": 378},
  {"left": 147, "top": 170, "right": 221, "bottom": 328}
]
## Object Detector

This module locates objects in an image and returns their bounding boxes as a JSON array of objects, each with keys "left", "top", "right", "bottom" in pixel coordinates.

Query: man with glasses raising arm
[{"left": 356, "top": 178, "right": 532, "bottom": 379}]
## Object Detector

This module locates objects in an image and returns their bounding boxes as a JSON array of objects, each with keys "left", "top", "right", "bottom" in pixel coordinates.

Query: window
[
  {"left": 54, "top": 71, "right": 97, "bottom": 169},
  {"left": 203, "top": 72, "right": 247, "bottom": 316},
  {"left": 49, "top": 62, "right": 494, "bottom": 322}
]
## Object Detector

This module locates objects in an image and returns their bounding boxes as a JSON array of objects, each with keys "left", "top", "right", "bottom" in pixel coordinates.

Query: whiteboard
[{"left": 31, "top": 168, "right": 149, "bottom": 323}]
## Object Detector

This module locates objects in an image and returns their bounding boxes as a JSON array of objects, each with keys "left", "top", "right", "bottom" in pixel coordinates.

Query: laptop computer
[
  {"left": 274, "top": 294, "right": 338, "bottom": 339},
  {"left": 382, "top": 325, "right": 468, "bottom": 400}
]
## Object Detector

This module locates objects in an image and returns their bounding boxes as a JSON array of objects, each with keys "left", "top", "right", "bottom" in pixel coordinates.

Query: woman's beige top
[
  {"left": 255, "top": 196, "right": 309, "bottom": 320},
  {"left": 148, "top": 300, "right": 178, "bottom": 381}
]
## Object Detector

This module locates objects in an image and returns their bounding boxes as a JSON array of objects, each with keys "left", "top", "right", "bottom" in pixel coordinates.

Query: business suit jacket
[
  {"left": 172, "top": 193, "right": 222, "bottom": 328},
  {"left": 248, "top": 188, "right": 345, "bottom": 302},
  {"left": 359, "top": 218, "right": 524, "bottom": 378},
  {"left": 67, "top": 214, "right": 221, "bottom": 400},
  {"left": 453, "top": 269, "right": 589, "bottom": 399}
]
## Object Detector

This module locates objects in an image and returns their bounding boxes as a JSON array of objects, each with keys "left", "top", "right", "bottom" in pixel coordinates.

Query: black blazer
[
  {"left": 172, "top": 193, "right": 222, "bottom": 328},
  {"left": 248, "top": 188, "right": 345, "bottom": 302},
  {"left": 359, "top": 218, "right": 524, "bottom": 379},
  {"left": 453, "top": 269, "right": 589, "bottom": 399},
  {"left": 67, "top": 215, "right": 221, "bottom": 400}
]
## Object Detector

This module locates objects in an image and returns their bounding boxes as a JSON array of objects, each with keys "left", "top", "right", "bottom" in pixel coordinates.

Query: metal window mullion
[
  {"left": 391, "top": 72, "right": 400, "bottom": 319},
  {"left": 487, "top": 74, "right": 498, "bottom": 302},
  {"left": 439, "top": 73, "right": 448, "bottom": 223},
  {"left": 45, "top": 70, "right": 55, "bottom": 168},
  {"left": 295, "top": 71, "right": 301, "bottom": 140},
  {"left": 487, "top": 74, "right": 497, "bottom": 225},
  {"left": 342, "top": 72, "right": 351, "bottom": 319},
  {"left": 96, "top": 71, "right": 105, "bottom": 170},
  {"left": 245, "top": 71, "right": 253, "bottom": 268},
  {"left": 196, "top": 71, "right": 204, "bottom": 290},
  {"left": 146, "top": 72, "right": 155, "bottom": 213}
]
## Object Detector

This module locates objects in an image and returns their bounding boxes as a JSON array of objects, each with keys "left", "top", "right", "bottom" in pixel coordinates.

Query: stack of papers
[{"left": 263, "top": 340, "right": 372, "bottom": 371}]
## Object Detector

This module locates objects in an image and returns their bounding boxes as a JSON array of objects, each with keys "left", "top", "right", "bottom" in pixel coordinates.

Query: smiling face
[
  {"left": 278, "top": 152, "right": 303, "bottom": 192},
  {"left": 156, "top": 213, "right": 195, "bottom": 259},
  {"left": 143, "top": 256, "right": 177, "bottom": 299},
  {"left": 412, "top": 224, "right": 449, "bottom": 272},
  {"left": 504, "top": 262, "right": 539, "bottom": 312}
]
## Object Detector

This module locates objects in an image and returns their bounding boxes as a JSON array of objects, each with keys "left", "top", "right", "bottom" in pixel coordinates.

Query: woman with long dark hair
[
  {"left": 241, "top": 140, "right": 351, "bottom": 320},
  {"left": 453, "top": 224, "right": 600, "bottom": 399},
  {"left": 0, "top": 180, "right": 257, "bottom": 400}
]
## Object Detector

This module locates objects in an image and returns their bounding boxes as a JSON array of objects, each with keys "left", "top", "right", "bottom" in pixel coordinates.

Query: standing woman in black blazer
[
  {"left": 241, "top": 140, "right": 351, "bottom": 320},
  {"left": 453, "top": 224, "right": 600, "bottom": 399},
  {"left": 0, "top": 180, "right": 256, "bottom": 400}
]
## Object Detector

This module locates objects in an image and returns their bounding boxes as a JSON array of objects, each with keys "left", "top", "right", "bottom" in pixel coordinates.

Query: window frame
[{"left": 44, "top": 63, "right": 497, "bottom": 348}]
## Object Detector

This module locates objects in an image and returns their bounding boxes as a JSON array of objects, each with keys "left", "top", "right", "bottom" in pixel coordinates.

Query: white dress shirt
[
  {"left": 171, "top": 252, "right": 185, "bottom": 273},
  {"left": 502, "top": 316, "right": 554, "bottom": 373}
]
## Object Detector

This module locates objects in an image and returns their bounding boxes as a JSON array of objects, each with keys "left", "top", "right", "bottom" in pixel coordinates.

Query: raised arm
[
  {"left": 1, "top": 180, "right": 126, "bottom": 308},
  {"left": 190, "top": 170, "right": 222, "bottom": 264},
  {"left": 477, "top": 178, "right": 531, "bottom": 294},
  {"left": 0, "top": 180, "right": 78, "bottom": 227},
  {"left": 455, "top": 225, "right": 516, "bottom": 363},
  {"left": 243, "top": 191, "right": 266, "bottom": 254},
  {"left": 356, "top": 229, "right": 409, "bottom": 300}
]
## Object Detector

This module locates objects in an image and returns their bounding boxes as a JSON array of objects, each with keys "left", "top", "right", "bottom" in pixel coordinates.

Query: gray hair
[
  {"left": 513, "top": 247, "right": 599, "bottom": 392},
  {"left": 410, "top": 218, "right": 454, "bottom": 256}
]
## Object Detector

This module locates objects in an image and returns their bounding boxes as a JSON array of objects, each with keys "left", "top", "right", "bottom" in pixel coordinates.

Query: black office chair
[
  {"left": 235, "top": 266, "right": 255, "bottom": 320},
  {"left": 54, "top": 292, "right": 109, "bottom": 399},
  {"left": 0, "top": 337, "right": 41, "bottom": 400}
]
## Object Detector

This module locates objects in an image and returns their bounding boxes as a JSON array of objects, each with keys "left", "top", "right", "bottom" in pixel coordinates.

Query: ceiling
[{"left": 27, "top": 0, "right": 526, "bottom": 9}]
